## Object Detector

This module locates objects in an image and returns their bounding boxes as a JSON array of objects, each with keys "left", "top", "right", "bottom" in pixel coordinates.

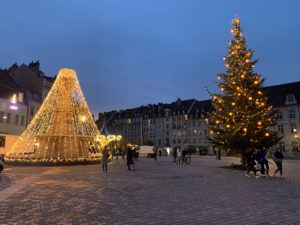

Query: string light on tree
[{"left": 207, "top": 15, "right": 280, "bottom": 167}]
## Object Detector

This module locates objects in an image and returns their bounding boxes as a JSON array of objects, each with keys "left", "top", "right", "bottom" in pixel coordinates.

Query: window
[
  {"left": 198, "top": 121, "right": 202, "bottom": 127},
  {"left": 286, "top": 94, "right": 295, "bottom": 103},
  {"left": 18, "top": 92, "right": 24, "bottom": 102},
  {"left": 15, "top": 115, "right": 19, "bottom": 125},
  {"left": 291, "top": 124, "right": 296, "bottom": 133},
  {"left": 276, "top": 111, "right": 283, "bottom": 120},
  {"left": 7, "top": 113, "right": 11, "bottom": 124},
  {"left": 0, "top": 111, "right": 4, "bottom": 123},
  {"left": 30, "top": 105, "right": 35, "bottom": 116},
  {"left": 289, "top": 110, "right": 296, "bottom": 119},
  {"left": 277, "top": 124, "right": 284, "bottom": 134},
  {"left": 277, "top": 143, "right": 285, "bottom": 152}
]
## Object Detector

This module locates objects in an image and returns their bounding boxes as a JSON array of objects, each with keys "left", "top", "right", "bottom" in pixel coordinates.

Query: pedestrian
[
  {"left": 152, "top": 146, "right": 158, "bottom": 161},
  {"left": 122, "top": 146, "right": 126, "bottom": 159},
  {"left": 135, "top": 147, "right": 139, "bottom": 161},
  {"left": 176, "top": 147, "right": 182, "bottom": 165},
  {"left": 256, "top": 148, "right": 269, "bottom": 176},
  {"left": 0, "top": 155, "right": 4, "bottom": 173},
  {"left": 172, "top": 147, "right": 177, "bottom": 163},
  {"left": 126, "top": 146, "right": 134, "bottom": 170},
  {"left": 245, "top": 149, "right": 259, "bottom": 178},
  {"left": 101, "top": 146, "right": 110, "bottom": 173},
  {"left": 273, "top": 148, "right": 284, "bottom": 177}
]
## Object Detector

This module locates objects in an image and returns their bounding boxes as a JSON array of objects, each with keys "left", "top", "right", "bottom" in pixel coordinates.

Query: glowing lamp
[{"left": 9, "top": 105, "right": 18, "bottom": 110}]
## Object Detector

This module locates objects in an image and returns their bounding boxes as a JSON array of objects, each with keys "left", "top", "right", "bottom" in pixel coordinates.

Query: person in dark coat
[
  {"left": 246, "top": 149, "right": 259, "bottom": 178},
  {"left": 172, "top": 147, "right": 178, "bottom": 163},
  {"left": 126, "top": 146, "right": 134, "bottom": 170},
  {"left": 273, "top": 148, "right": 284, "bottom": 177},
  {"left": 101, "top": 146, "right": 110, "bottom": 173}
]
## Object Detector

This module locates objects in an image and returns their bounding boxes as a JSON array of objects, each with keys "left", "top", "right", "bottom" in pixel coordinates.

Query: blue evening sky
[{"left": 0, "top": 0, "right": 300, "bottom": 116}]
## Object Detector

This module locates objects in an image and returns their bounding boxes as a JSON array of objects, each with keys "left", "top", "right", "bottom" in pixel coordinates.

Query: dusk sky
[{"left": 1, "top": 0, "right": 300, "bottom": 116}]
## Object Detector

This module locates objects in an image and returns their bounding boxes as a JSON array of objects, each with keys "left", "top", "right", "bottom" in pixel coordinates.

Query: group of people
[{"left": 246, "top": 148, "right": 284, "bottom": 178}]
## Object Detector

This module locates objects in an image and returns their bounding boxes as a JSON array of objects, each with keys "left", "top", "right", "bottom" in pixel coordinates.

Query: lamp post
[{"left": 294, "top": 130, "right": 299, "bottom": 152}]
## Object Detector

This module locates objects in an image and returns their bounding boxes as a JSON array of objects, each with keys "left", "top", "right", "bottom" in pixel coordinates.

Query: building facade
[
  {"left": 0, "top": 61, "right": 54, "bottom": 136},
  {"left": 97, "top": 81, "right": 300, "bottom": 157}
]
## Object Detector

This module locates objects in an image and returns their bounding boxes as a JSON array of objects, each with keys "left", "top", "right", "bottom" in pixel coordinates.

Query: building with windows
[
  {"left": 0, "top": 61, "right": 54, "bottom": 136},
  {"left": 264, "top": 82, "right": 300, "bottom": 156},
  {"left": 96, "top": 81, "right": 300, "bottom": 157}
]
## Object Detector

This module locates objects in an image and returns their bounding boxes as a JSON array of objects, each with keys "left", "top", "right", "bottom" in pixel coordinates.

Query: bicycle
[{"left": 182, "top": 155, "right": 191, "bottom": 164}]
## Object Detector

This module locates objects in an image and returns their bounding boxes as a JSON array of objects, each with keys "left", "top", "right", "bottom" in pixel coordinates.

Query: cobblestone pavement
[{"left": 0, "top": 156, "right": 300, "bottom": 225}]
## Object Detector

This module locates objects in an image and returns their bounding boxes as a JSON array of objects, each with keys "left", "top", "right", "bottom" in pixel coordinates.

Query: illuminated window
[{"left": 18, "top": 92, "right": 24, "bottom": 102}]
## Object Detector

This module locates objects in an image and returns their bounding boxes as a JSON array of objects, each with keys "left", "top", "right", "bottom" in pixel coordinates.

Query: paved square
[{"left": 0, "top": 156, "right": 300, "bottom": 225}]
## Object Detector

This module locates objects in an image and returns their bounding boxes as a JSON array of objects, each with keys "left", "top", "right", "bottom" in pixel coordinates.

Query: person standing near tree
[{"left": 245, "top": 149, "right": 259, "bottom": 178}]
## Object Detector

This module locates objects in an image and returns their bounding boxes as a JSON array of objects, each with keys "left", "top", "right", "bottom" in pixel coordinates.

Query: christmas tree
[
  {"left": 6, "top": 68, "right": 101, "bottom": 165},
  {"left": 208, "top": 17, "right": 280, "bottom": 165}
]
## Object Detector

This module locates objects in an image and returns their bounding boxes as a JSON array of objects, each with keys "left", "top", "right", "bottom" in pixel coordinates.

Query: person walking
[
  {"left": 172, "top": 147, "right": 177, "bottom": 163},
  {"left": 152, "top": 146, "right": 158, "bottom": 161},
  {"left": 273, "top": 148, "right": 284, "bottom": 177},
  {"left": 101, "top": 146, "right": 110, "bottom": 173},
  {"left": 176, "top": 147, "right": 182, "bottom": 165},
  {"left": 256, "top": 148, "right": 269, "bottom": 176},
  {"left": 246, "top": 149, "right": 259, "bottom": 178},
  {"left": 126, "top": 146, "right": 134, "bottom": 170}
]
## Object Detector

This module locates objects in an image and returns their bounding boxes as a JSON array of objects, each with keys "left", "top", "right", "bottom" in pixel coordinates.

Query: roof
[
  {"left": 0, "top": 70, "right": 21, "bottom": 99},
  {"left": 264, "top": 81, "right": 300, "bottom": 107}
]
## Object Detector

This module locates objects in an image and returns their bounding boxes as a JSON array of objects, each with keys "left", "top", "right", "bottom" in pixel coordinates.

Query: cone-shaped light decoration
[{"left": 5, "top": 68, "right": 100, "bottom": 165}]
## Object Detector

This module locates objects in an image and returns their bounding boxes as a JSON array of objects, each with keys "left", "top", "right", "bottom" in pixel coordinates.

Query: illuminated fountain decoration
[
  {"left": 95, "top": 122, "right": 122, "bottom": 149},
  {"left": 6, "top": 68, "right": 101, "bottom": 165}
]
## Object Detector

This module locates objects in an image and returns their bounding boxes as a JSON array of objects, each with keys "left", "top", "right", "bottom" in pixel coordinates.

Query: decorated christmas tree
[
  {"left": 6, "top": 68, "right": 101, "bottom": 164},
  {"left": 208, "top": 17, "right": 280, "bottom": 165}
]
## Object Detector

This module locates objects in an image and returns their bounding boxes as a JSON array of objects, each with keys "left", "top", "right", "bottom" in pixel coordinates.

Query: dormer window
[{"left": 286, "top": 94, "right": 297, "bottom": 104}]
